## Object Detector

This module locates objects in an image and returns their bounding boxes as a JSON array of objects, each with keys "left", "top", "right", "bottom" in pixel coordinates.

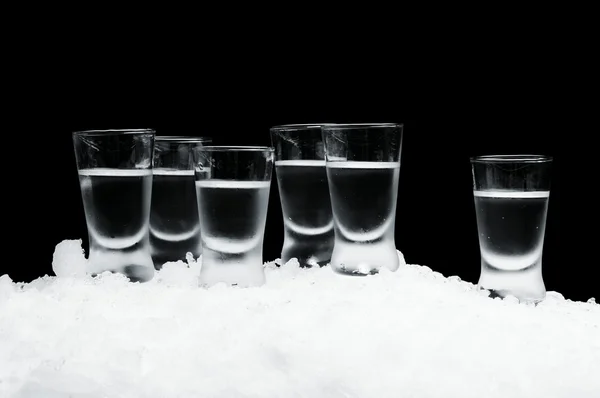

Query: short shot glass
[
  {"left": 471, "top": 154, "right": 553, "bottom": 303},
  {"left": 150, "top": 136, "right": 212, "bottom": 269},
  {"left": 72, "top": 129, "right": 156, "bottom": 282},
  {"left": 322, "top": 123, "right": 404, "bottom": 275},
  {"left": 193, "top": 146, "right": 274, "bottom": 287}
]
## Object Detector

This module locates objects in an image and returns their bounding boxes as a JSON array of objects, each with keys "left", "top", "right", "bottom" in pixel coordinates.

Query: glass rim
[
  {"left": 73, "top": 129, "right": 155, "bottom": 137},
  {"left": 270, "top": 123, "right": 336, "bottom": 131},
  {"left": 196, "top": 145, "right": 274, "bottom": 152},
  {"left": 321, "top": 123, "right": 403, "bottom": 130},
  {"left": 470, "top": 154, "right": 553, "bottom": 163},
  {"left": 156, "top": 136, "right": 212, "bottom": 142}
]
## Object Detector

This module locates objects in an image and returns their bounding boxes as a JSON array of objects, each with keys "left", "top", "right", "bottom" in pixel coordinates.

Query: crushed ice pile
[{"left": 0, "top": 240, "right": 598, "bottom": 398}]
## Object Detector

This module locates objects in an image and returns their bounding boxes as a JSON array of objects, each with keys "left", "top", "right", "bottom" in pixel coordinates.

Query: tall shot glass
[
  {"left": 471, "top": 154, "right": 553, "bottom": 303},
  {"left": 72, "top": 129, "right": 155, "bottom": 282},
  {"left": 150, "top": 136, "right": 212, "bottom": 269},
  {"left": 193, "top": 146, "right": 274, "bottom": 287},
  {"left": 322, "top": 123, "right": 403, "bottom": 275},
  {"left": 270, "top": 124, "right": 334, "bottom": 268}
]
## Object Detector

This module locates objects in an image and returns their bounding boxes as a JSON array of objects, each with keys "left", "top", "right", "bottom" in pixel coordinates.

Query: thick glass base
[
  {"left": 88, "top": 244, "right": 155, "bottom": 283},
  {"left": 478, "top": 260, "right": 546, "bottom": 303},
  {"left": 329, "top": 240, "right": 399, "bottom": 276},
  {"left": 199, "top": 247, "right": 265, "bottom": 288}
]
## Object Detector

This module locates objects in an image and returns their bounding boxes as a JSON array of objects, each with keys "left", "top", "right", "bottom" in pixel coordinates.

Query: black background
[{"left": 4, "top": 48, "right": 586, "bottom": 301}]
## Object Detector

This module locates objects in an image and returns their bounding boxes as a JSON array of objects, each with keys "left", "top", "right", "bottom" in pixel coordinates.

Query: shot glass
[
  {"left": 150, "top": 136, "right": 212, "bottom": 269},
  {"left": 193, "top": 146, "right": 274, "bottom": 287},
  {"left": 72, "top": 129, "right": 155, "bottom": 282},
  {"left": 322, "top": 123, "right": 403, "bottom": 275},
  {"left": 471, "top": 154, "right": 553, "bottom": 303},
  {"left": 270, "top": 124, "right": 334, "bottom": 268}
]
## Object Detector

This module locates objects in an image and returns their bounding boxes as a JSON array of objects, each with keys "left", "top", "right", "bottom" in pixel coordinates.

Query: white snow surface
[{"left": 0, "top": 239, "right": 598, "bottom": 397}]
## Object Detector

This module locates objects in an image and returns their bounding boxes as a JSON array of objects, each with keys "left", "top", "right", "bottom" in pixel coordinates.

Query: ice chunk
[
  {"left": 0, "top": 274, "right": 14, "bottom": 299},
  {"left": 51, "top": 239, "right": 87, "bottom": 278},
  {"left": 152, "top": 257, "right": 200, "bottom": 288},
  {"left": 0, "top": 239, "right": 598, "bottom": 397}
]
